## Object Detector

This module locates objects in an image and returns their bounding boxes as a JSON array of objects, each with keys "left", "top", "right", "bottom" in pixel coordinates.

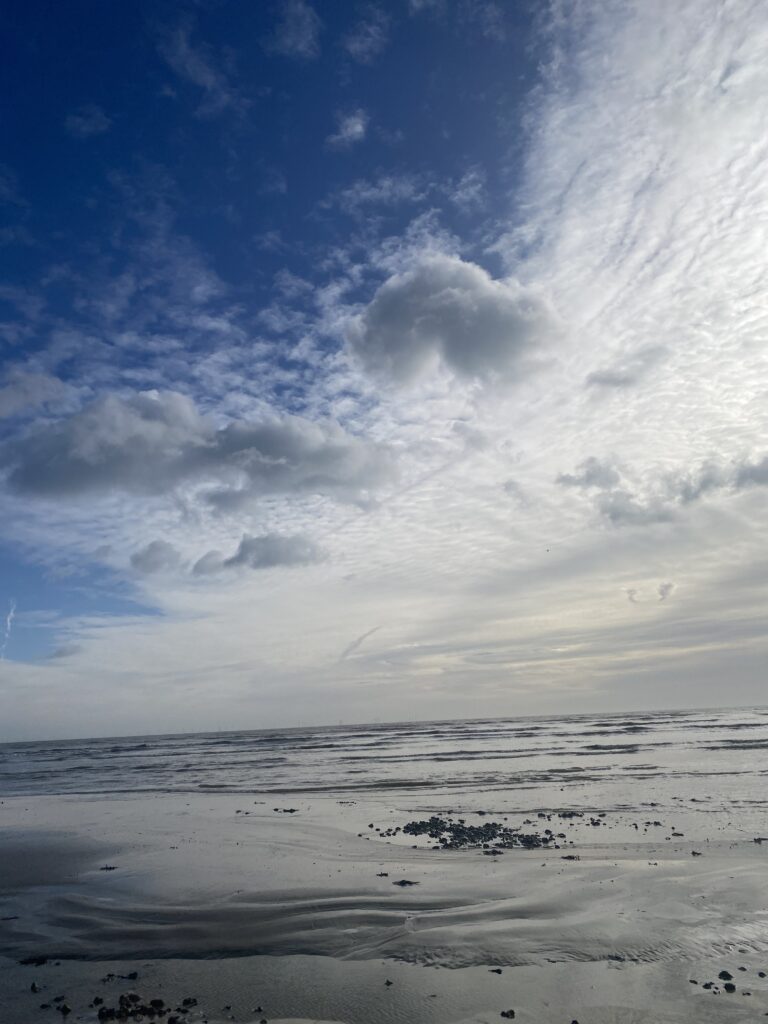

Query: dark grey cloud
[
  {"left": 556, "top": 455, "right": 767, "bottom": 528},
  {"left": 2, "top": 390, "right": 395, "bottom": 507},
  {"left": 668, "top": 462, "right": 729, "bottom": 504},
  {"left": 586, "top": 345, "right": 667, "bottom": 389},
  {"left": 658, "top": 581, "right": 675, "bottom": 602},
  {"left": 64, "top": 105, "right": 111, "bottom": 138},
  {"left": 735, "top": 455, "right": 768, "bottom": 488},
  {"left": 130, "top": 540, "right": 182, "bottom": 575},
  {"left": 193, "top": 532, "right": 323, "bottom": 575},
  {"left": 596, "top": 489, "right": 674, "bottom": 526},
  {"left": 556, "top": 457, "right": 620, "bottom": 489},
  {"left": 268, "top": 0, "right": 322, "bottom": 59},
  {"left": 348, "top": 254, "right": 555, "bottom": 384}
]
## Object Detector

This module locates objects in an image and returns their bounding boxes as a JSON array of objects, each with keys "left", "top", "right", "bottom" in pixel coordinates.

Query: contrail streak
[
  {"left": 339, "top": 625, "right": 381, "bottom": 662},
  {"left": 0, "top": 599, "right": 16, "bottom": 660}
]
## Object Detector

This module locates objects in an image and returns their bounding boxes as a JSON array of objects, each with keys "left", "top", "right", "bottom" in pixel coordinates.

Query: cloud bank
[{"left": 2, "top": 391, "right": 395, "bottom": 507}]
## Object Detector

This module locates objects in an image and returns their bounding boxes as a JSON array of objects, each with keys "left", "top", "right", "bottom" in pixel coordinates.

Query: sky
[{"left": 1, "top": 0, "right": 767, "bottom": 740}]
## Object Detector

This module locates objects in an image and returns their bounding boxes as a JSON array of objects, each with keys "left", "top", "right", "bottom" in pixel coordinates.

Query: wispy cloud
[
  {"left": 343, "top": 6, "right": 390, "bottom": 64},
  {"left": 326, "top": 109, "right": 369, "bottom": 149},
  {"left": 0, "top": 599, "right": 16, "bottom": 660},
  {"left": 64, "top": 105, "right": 111, "bottom": 138},
  {"left": 158, "top": 20, "right": 246, "bottom": 116},
  {"left": 268, "top": 0, "right": 322, "bottom": 59}
]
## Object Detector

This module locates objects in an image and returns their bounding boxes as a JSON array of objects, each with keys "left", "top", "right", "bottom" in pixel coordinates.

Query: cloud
[
  {"left": 586, "top": 345, "right": 667, "bottom": 389},
  {"left": 326, "top": 110, "right": 369, "bottom": 149},
  {"left": 159, "top": 21, "right": 244, "bottom": 116},
  {"left": 0, "top": 164, "right": 24, "bottom": 206},
  {"left": 64, "top": 104, "right": 111, "bottom": 138},
  {"left": 459, "top": 1, "right": 507, "bottom": 42},
  {"left": 193, "top": 532, "right": 324, "bottom": 575},
  {"left": 344, "top": 6, "right": 390, "bottom": 63},
  {"left": 669, "top": 462, "right": 730, "bottom": 505},
  {"left": 347, "top": 253, "right": 555, "bottom": 384},
  {"left": 130, "top": 540, "right": 182, "bottom": 575},
  {"left": 268, "top": 0, "right": 322, "bottom": 59},
  {"left": 0, "top": 370, "right": 69, "bottom": 419},
  {"left": 449, "top": 168, "right": 486, "bottom": 211},
  {"left": 556, "top": 457, "right": 620, "bottom": 490},
  {"left": 735, "top": 456, "right": 768, "bottom": 488},
  {"left": 556, "top": 455, "right": 768, "bottom": 528},
  {"left": 328, "top": 174, "right": 426, "bottom": 215},
  {"left": 658, "top": 582, "right": 675, "bottom": 602},
  {"left": 595, "top": 489, "right": 674, "bottom": 527},
  {"left": 1, "top": 390, "right": 395, "bottom": 506}
]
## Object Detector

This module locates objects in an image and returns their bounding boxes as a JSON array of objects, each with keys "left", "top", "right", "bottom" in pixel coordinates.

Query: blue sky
[{"left": 2, "top": 0, "right": 768, "bottom": 739}]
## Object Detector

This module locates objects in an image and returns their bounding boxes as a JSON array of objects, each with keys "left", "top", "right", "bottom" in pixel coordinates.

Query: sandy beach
[{"left": 2, "top": 711, "right": 768, "bottom": 1022}]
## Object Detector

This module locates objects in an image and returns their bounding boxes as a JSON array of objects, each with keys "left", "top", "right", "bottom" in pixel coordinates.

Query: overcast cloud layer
[{"left": 1, "top": 0, "right": 767, "bottom": 739}]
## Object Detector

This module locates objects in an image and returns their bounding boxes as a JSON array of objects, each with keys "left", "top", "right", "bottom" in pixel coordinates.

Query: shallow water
[{"left": 1, "top": 707, "right": 767, "bottom": 1022}]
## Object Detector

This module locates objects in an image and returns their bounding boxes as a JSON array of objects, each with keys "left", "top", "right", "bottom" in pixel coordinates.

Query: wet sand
[{"left": 2, "top": 789, "right": 768, "bottom": 1022}]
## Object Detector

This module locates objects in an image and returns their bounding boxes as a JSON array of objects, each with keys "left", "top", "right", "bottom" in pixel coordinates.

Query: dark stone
[
  {"left": 500, "top": 1011, "right": 515, "bottom": 1019},
  {"left": 724, "top": 983, "right": 736, "bottom": 993},
  {"left": 392, "top": 879, "right": 418, "bottom": 887},
  {"left": 719, "top": 971, "right": 733, "bottom": 981},
  {"left": 489, "top": 968, "right": 502, "bottom": 974}
]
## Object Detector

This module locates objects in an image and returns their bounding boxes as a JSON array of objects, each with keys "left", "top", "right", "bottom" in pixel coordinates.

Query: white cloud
[
  {"left": 328, "top": 174, "right": 427, "bottom": 215},
  {"left": 347, "top": 253, "right": 556, "bottom": 383},
  {"left": 326, "top": 110, "right": 369, "bottom": 149}
]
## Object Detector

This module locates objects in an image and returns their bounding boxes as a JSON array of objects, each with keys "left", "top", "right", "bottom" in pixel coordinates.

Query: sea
[{"left": 2, "top": 705, "right": 767, "bottom": 809}]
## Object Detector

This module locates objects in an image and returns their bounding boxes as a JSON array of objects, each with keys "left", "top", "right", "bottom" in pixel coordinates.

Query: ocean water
[{"left": 2, "top": 705, "right": 767, "bottom": 806}]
